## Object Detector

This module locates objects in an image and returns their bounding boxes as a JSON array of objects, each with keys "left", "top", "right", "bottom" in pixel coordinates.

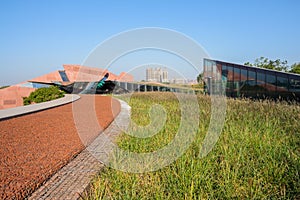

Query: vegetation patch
[
  {"left": 0, "top": 86, "right": 9, "bottom": 89},
  {"left": 23, "top": 86, "right": 65, "bottom": 105},
  {"left": 83, "top": 93, "right": 300, "bottom": 199}
]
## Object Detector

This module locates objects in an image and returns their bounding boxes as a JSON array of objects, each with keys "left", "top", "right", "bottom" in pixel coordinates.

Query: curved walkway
[
  {"left": 0, "top": 94, "right": 80, "bottom": 120},
  {"left": 0, "top": 95, "right": 121, "bottom": 199},
  {"left": 28, "top": 99, "right": 130, "bottom": 200}
]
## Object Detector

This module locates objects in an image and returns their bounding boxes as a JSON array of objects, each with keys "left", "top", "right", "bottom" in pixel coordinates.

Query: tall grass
[{"left": 83, "top": 92, "right": 300, "bottom": 199}]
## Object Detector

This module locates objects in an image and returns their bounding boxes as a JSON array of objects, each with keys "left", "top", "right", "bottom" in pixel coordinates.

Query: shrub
[
  {"left": 0, "top": 86, "right": 9, "bottom": 89},
  {"left": 23, "top": 86, "right": 65, "bottom": 105}
]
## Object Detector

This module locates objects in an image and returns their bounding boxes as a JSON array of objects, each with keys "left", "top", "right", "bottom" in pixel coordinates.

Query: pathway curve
[{"left": 0, "top": 95, "right": 120, "bottom": 199}]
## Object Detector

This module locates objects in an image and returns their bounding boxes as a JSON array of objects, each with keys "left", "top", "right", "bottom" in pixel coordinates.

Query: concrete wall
[{"left": 0, "top": 85, "right": 35, "bottom": 109}]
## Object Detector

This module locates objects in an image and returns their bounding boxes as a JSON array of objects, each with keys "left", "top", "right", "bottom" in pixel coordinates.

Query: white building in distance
[{"left": 146, "top": 67, "right": 168, "bottom": 83}]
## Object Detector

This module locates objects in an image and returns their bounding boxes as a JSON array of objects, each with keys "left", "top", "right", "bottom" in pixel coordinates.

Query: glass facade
[
  {"left": 59, "top": 70, "right": 70, "bottom": 82},
  {"left": 203, "top": 59, "right": 300, "bottom": 101}
]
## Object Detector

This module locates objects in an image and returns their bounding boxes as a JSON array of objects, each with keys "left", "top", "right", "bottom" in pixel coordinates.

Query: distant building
[
  {"left": 0, "top": 65, "right": 133, "bottom": 109},
  {"left": 146, "top": 67, "right": 168, "bottom": 83},
  {"left": 203, "top": 58, "right": 300, "bottom": 100}
]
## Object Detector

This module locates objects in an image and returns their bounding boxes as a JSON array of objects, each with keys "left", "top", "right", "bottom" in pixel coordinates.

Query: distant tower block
[{"left": 146, "top": 67, "right": 168, "bottom": 83}]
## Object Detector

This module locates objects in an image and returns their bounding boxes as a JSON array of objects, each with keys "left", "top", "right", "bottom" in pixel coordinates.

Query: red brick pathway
[{"left": 0, "top": 95, "right": 120, "bottom": 199}]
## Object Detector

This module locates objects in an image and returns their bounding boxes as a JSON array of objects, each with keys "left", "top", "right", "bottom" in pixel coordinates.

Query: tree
[
  {"left": 244, "top": 62, "right": 253, "bottom": 67},
  {"left": 289, "top": 63, "right": 300, "bottom": 74},
  {"left": 244, "top": 57, "right": 288, "bottom": 72},
  {"left": 197, "top": 73, "right": 203, "bottom": 83}
]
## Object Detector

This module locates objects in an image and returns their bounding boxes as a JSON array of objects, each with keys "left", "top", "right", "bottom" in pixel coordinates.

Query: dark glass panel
[
  {"left": 265, "top": 73, "right": 277, "bottom": 95},
  {"left": 266, "top": 74, "right": 276, "bottom": 85},
  {"left": 233, "top": 67, "right": 241, "bottom": 96},
  {"left": 257, "top": 72, "right": 265, "bottom": 83},
  {"left": 290, "top": 78, "right": 300, "bottom": 92},
  {"left": 146, "top": 85, "right": 153, "bottom": 91},
  {"left": 240, "top": 69, "right": 248, "bottom": 96},
  {"left": 256, "top": 72, "right": 266, "bottom": 92},
  {"left": 248, "top": 70, "right": 256, "bottom": 81},
  {"left": 205, "top": 59, "right": 213, "bottom": 72},
  {"left": 241, "top": 69, "right": 247, "bottom": 82},
  {"left": 277, "top": 75, "right": 288, "bottom": 91},
  {"left": 59, "top": 71, "right": 70, "bottom": 82},
  {"left": 127, "top": 83, "right": 133, "bottom": 91},
  {"left": 139, "top": 85, "right": 146, "bottom": 92},
  {"left": 247, "top": 70, "right": 256, "bottom": 86},
  {"left": 153, "top": 86, "right": 158, "bottom": 91},
  {"left": 245, "top": 70, "right": 260, "bottom": 97},
  {"left": 227, "top": 66, "right": 234, "bottom": 82},
  {"left": 221, "top": 65, "right": 228, "bottom": 81},
  {"left": 234, "top": 67, "right": 241, "bottom": 82},
  {"left": 226, "top": 66, "right": 234, "bottom": 96},
  {"left": 217, "top": 63, "right": 222, "bottom": 75}
]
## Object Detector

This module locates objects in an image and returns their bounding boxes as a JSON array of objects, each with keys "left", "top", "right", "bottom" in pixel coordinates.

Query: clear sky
[{"left": 0, "top": 0, "right": 299, "bottom": 85}]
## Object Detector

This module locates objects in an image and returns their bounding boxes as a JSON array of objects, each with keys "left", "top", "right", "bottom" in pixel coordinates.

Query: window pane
[
  {"left": 212, "top": 62, "right": 218, "bottom": 79},
  {"left": 266, "top": 73, "right": 276, "bottom": 92},
  {"left": 240, "top": 69, "right": 248, "bottom": 95},
  {"left": 242, "top": 70, "right": 257, "bottom": 96},
  {"left": 213, "top": 63, "right": 222, "bottom": 81},
  {"left": 222, "top": 65, "right": 227, "bottom": 81},
  {"left": 234, "top": 67, "right": 241, "bottom": 82},
  {"left": 222, "top": 65, "right": 233, "bottom": 96},
  {"left": 256, "top": 72, "right": 266, "bottom": 92},
  {"left": 217, "top": 63, "right": 222, "bottom": 75},
  {"left": 248, "top": 70, "right": 256, "bottom": 86},
  {"left": 227, "top": 66, "right": 234, "bottom": 89},
  {"left": 277, "top": 76, "right": 288, "bottom": 91},
  {"left": 257, "top": 72, "right": 265, "bottom": 83},
  {"left": 233, "top": 67, "right": 241, "bottom": 96},
  {"left": 290, "top": 78, "right": 300, "bottom": 92},
  {"left": 227, "top": 66, "right": 234, "bottom": 81},
  {"left": 204, "top": 60, "right": 216, "bottom": 81},
  {"left": 266, "top": 74, "right": 276, "bottom": 85},
  {"left": 59, "top": 71, "right": 70, "bottom": 82},
  {"left": 205, "top": 60, "right": 213, "bottom": 72},
  {"left": 241, "top": 69, "right": 247, "bottom": 82}
]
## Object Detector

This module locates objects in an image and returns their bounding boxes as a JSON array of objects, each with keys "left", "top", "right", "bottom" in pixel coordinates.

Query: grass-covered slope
[{"left": 84, "top": 93, "right": 300, "bottom": 199}]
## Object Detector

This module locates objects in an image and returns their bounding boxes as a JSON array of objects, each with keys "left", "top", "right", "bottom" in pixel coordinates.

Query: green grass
[{"left": 83, "top": 92, "right": 300, "bottom": 199}]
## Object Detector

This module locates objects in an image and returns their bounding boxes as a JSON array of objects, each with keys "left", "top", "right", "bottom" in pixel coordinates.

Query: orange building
[{"left": 0, "top": 65, "right": 133, "bottom": 110}]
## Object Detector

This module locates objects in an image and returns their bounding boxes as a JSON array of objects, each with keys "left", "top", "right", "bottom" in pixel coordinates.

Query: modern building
[
  {"left": 203, "top": 58, "right": 300, "bottom": 100},
  {"left": 0, "top": 65, "right": 133, "bottom": 109},
  {"left": 146, "top": 67, "right": 168, "bottom": 83}
]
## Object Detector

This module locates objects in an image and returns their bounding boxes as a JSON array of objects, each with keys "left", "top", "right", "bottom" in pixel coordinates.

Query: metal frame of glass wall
[{"left": 203, "top": 58, "right": 300, "bottom": 101}]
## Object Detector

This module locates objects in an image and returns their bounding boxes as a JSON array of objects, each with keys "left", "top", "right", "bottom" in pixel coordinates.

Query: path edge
[{"left": 0, "top": 94, "right": 81, "bottom": 120}]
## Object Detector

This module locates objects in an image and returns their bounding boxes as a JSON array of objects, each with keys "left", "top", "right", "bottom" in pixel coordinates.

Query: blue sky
[{"left": 0, "top": 0, "right": 299, "bottom": 85}]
